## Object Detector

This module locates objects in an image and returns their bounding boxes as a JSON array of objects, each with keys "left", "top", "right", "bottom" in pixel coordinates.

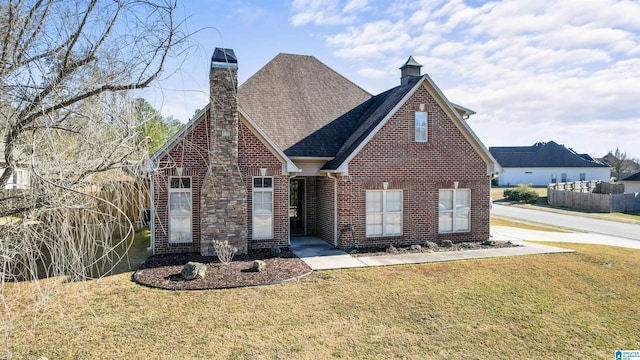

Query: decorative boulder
[
  {"left": 250, "top": 260, "right": 266, "bottom": 272},
  {"left": 440, "top": 240, "right": 453, "bottom": 248},
  {"left": 270, "top": 246, "right": 282, "bottom": 258},
  {"left": 424, "top": 241, "right": 437, "bottom": 249},
  {"left": 181, "top": 261, "right": 206, "bottom": 280},
  {"left": 410, "top": 244, "right": 422, "bottom": 251},
  {"left": 482, "top": 240, "right": 497, "bottom": 246}
]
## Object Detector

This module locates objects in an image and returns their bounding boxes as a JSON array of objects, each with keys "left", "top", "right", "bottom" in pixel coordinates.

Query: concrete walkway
[{"left": 290, "top": 233, "right": 576, "bottom": 271}]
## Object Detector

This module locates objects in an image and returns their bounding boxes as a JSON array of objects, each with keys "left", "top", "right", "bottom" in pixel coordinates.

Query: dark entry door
[{"left": 289, "top": 178, "right": 305, "bottom": 236}]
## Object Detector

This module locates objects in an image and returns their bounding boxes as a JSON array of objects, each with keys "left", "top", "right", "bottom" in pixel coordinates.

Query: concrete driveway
[{"left": 492, "top": 203, "right": 640, "bottom": 241}]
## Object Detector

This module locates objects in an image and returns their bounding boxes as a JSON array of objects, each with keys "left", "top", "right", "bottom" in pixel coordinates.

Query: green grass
[{"left": 4, "top": 242, "right": 640, "bottom": 358}]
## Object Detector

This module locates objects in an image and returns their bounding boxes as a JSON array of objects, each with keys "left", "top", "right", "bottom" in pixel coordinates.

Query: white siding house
[
  {"left": 621, "top": 172, "right": 640, "bottom": 193},
  {"left": 490, "top": 141, "right": 611, "bottom": 187}
]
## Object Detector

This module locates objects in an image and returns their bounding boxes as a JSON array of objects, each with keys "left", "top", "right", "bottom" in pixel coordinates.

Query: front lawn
[{"left": 4, "top": 242, "right": 640, "bottom": 358}]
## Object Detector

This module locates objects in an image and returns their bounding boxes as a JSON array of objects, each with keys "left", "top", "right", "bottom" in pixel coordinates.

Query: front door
[{"left": 289, "top": 178, "right": 305, "bottom": 236}]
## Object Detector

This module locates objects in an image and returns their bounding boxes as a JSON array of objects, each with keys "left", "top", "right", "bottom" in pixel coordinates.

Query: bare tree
[
  {"left": 0, "top": 0, "right": 182, "bottom": 353},
  {"left": 605, "top": 147, "right": 640, "bottom": 180}
]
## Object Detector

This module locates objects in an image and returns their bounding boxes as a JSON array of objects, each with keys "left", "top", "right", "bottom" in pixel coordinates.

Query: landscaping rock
[
  {"left": 410, "top": 244, "right": 422, "bottom": 251},
  {"left": 482, "top": 240, "right": 497, "bottom": 246},
  {"left": 270, "top": 246, "right": 282, "bottom": 258},
  {"left": 440, "top": 240, "right": 453, "bottom": 248},
  {"left": 461, "top": 243, "right": 475, "bottom": 249},
  {"left": 387, "top": 245, "right": 398, "bottom": 253},
  {"left": 181, "top": 261, "right": 206, "bottom": 280},
  {"left": 250, "top": 260, "right": 266, "bottom": 272},
  {"left": 424, "top": 241, "right": 437, "bottom": 249}
]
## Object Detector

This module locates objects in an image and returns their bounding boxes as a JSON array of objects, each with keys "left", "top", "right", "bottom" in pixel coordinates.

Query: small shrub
[
  {"left": 212, "top": 240, "right": 238, "bottom": 265},
  {"left": 503, "top": 185, "right": 539, "bottom": 203}
]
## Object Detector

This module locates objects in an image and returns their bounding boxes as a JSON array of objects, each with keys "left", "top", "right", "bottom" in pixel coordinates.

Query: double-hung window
[
  {"left": 252, "top": 177, "right": 273, "bottom": 239},
  {"left": 169, "top": 177, "right": 192, "bottom": 243},
  {"left": 439, "top": 189, "right": 470, "bottom": 233},
  {"left": 415, "top": 111, "right": 427, "bottom": 142},
  {"left": 366, "top": 190, "right": 403, "bottom": 237}
]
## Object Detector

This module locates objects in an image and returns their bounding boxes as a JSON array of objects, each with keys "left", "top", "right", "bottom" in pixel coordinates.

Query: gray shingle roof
[
  {"left": 237, "top": 53, "right": 372, "bottom": 152},
  {"left": 489, "top": 141, "right": 608, "bottom": 168},
  {"left": 622, "top": 171, "right": 640, "bottom": 181},
  {"left": 285, "top": 77, "right": 419, "bottom": 162}
]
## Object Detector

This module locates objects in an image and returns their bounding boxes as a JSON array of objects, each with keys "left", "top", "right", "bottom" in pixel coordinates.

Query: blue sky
[{"left": 143, "top": 0, "right": 640, "bottom": 159}]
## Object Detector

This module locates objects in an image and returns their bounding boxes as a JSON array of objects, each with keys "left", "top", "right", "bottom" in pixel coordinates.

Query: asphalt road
[{"left": 491, "top": 203, "right": 640, "bottom": 241}]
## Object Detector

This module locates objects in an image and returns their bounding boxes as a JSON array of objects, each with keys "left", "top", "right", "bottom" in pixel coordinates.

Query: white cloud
[
  {"left": 308, "top": 0, "right": 640, "bottom": 156},
  {"left": 327, "top": 20, "right": 411, "bottom": 58},
  {"left": 290, "top": 0, "right": 373, "bottom": 26},
  {"left": 343, "top": 0, "right": 369, "bottom": 13}
]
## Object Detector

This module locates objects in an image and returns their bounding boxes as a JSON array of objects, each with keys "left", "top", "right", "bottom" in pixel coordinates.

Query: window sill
[{"left": 365, "top": 234, "right": 403, "bottom": 238}]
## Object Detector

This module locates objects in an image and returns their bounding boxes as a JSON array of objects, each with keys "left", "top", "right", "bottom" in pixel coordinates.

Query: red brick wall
[
  {"left": 239, "top": 121, "right": 289, "bottom": 250},
  {"left": 340, "top": 83, "right": 491, "bottom": 248},
  {"left": 315, "top": 176, "right": 335, "bottom": 245},
  {"left": 153, "top": 114, "right": 289, "bottom": 254},
  {"left": 153, "top": 112, "right": 210, "bottom": 254}
]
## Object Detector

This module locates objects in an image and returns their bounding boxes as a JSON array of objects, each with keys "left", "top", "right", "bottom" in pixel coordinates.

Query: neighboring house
[
  {"left": 599, "top": 153, "right": 640, "bottom": 180},
  {"left": 489, "top": 141, "right": 610, "bottom": 187},
  {"left": 621, "top": 172, "right": 640, "bottom": 193},
  {"left": 150, "top": 48, "right": 500, "bottom": 255}
]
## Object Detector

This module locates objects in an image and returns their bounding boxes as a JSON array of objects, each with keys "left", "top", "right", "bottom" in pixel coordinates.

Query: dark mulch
[
  {"left": 350, "top": 240, "right": 519, "bottom": 257},
  {"left": 132, "top": 248, "right": 312, "bottom": 290}
]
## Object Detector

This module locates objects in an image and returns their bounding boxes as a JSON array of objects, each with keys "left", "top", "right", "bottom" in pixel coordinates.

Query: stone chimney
[
  {"left": 400, "top": 56, "right": 423, "bottom": 85},
  {"left": 200, "top": 48, "right": 248, "bottom": 255}
]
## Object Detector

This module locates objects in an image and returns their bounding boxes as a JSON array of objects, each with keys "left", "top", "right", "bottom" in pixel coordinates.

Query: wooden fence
[{"left": 548, "top": 181, "right": 640, "bottom": 212}]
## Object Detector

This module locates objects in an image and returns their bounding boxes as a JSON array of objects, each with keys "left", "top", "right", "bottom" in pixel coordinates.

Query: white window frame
[
  {"left": 415, "top": 111, "right": 427, "bottom": 142},
  {"left": 168, "top": 176, "right": 192, "bottom": 243},
  {"left": 252, "top": 177, "right": 274, "bottom": 240},
  {"left": 439, "top": 189, "right": 471, "bottom": 234},
  {"left": 366, "top": 189, "right": 403, "bottom": 237}
]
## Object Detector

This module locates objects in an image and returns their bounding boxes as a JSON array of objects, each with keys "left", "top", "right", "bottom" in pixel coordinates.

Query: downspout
[
  {"left": 326, "top": 172, "right": 338, "bottom": 247},
  {"left": 149, "top": 172, "right": 155, "bottom": 254}
]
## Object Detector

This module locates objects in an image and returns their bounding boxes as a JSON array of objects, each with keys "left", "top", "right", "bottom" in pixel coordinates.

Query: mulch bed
[{"left": 132, "top": 249, "right": 312, "bottom": 291}]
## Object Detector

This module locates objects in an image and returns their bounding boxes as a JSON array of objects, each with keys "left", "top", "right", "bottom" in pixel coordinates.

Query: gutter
[{"left": 326, "top": 172, "right": 338, "bottom": 247}]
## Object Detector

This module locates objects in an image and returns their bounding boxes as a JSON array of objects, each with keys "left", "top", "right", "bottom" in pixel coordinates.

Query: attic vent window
[{"left": 415, "top": 111, "right": 427, "bottom": 142}]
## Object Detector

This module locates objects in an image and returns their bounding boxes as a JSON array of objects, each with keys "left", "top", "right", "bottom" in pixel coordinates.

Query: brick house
[{"left": 149, "top": 48, "right": 501, "bottom": 255}]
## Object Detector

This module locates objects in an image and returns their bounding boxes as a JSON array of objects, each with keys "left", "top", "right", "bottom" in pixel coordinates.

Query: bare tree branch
[{"left": 0, "top": 1, "right": 185, "bottom": 354}]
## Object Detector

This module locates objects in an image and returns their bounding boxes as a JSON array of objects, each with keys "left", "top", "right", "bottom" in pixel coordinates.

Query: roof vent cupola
[{"left": 400, "top": 56, "right": 422, "bottom": 85}]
